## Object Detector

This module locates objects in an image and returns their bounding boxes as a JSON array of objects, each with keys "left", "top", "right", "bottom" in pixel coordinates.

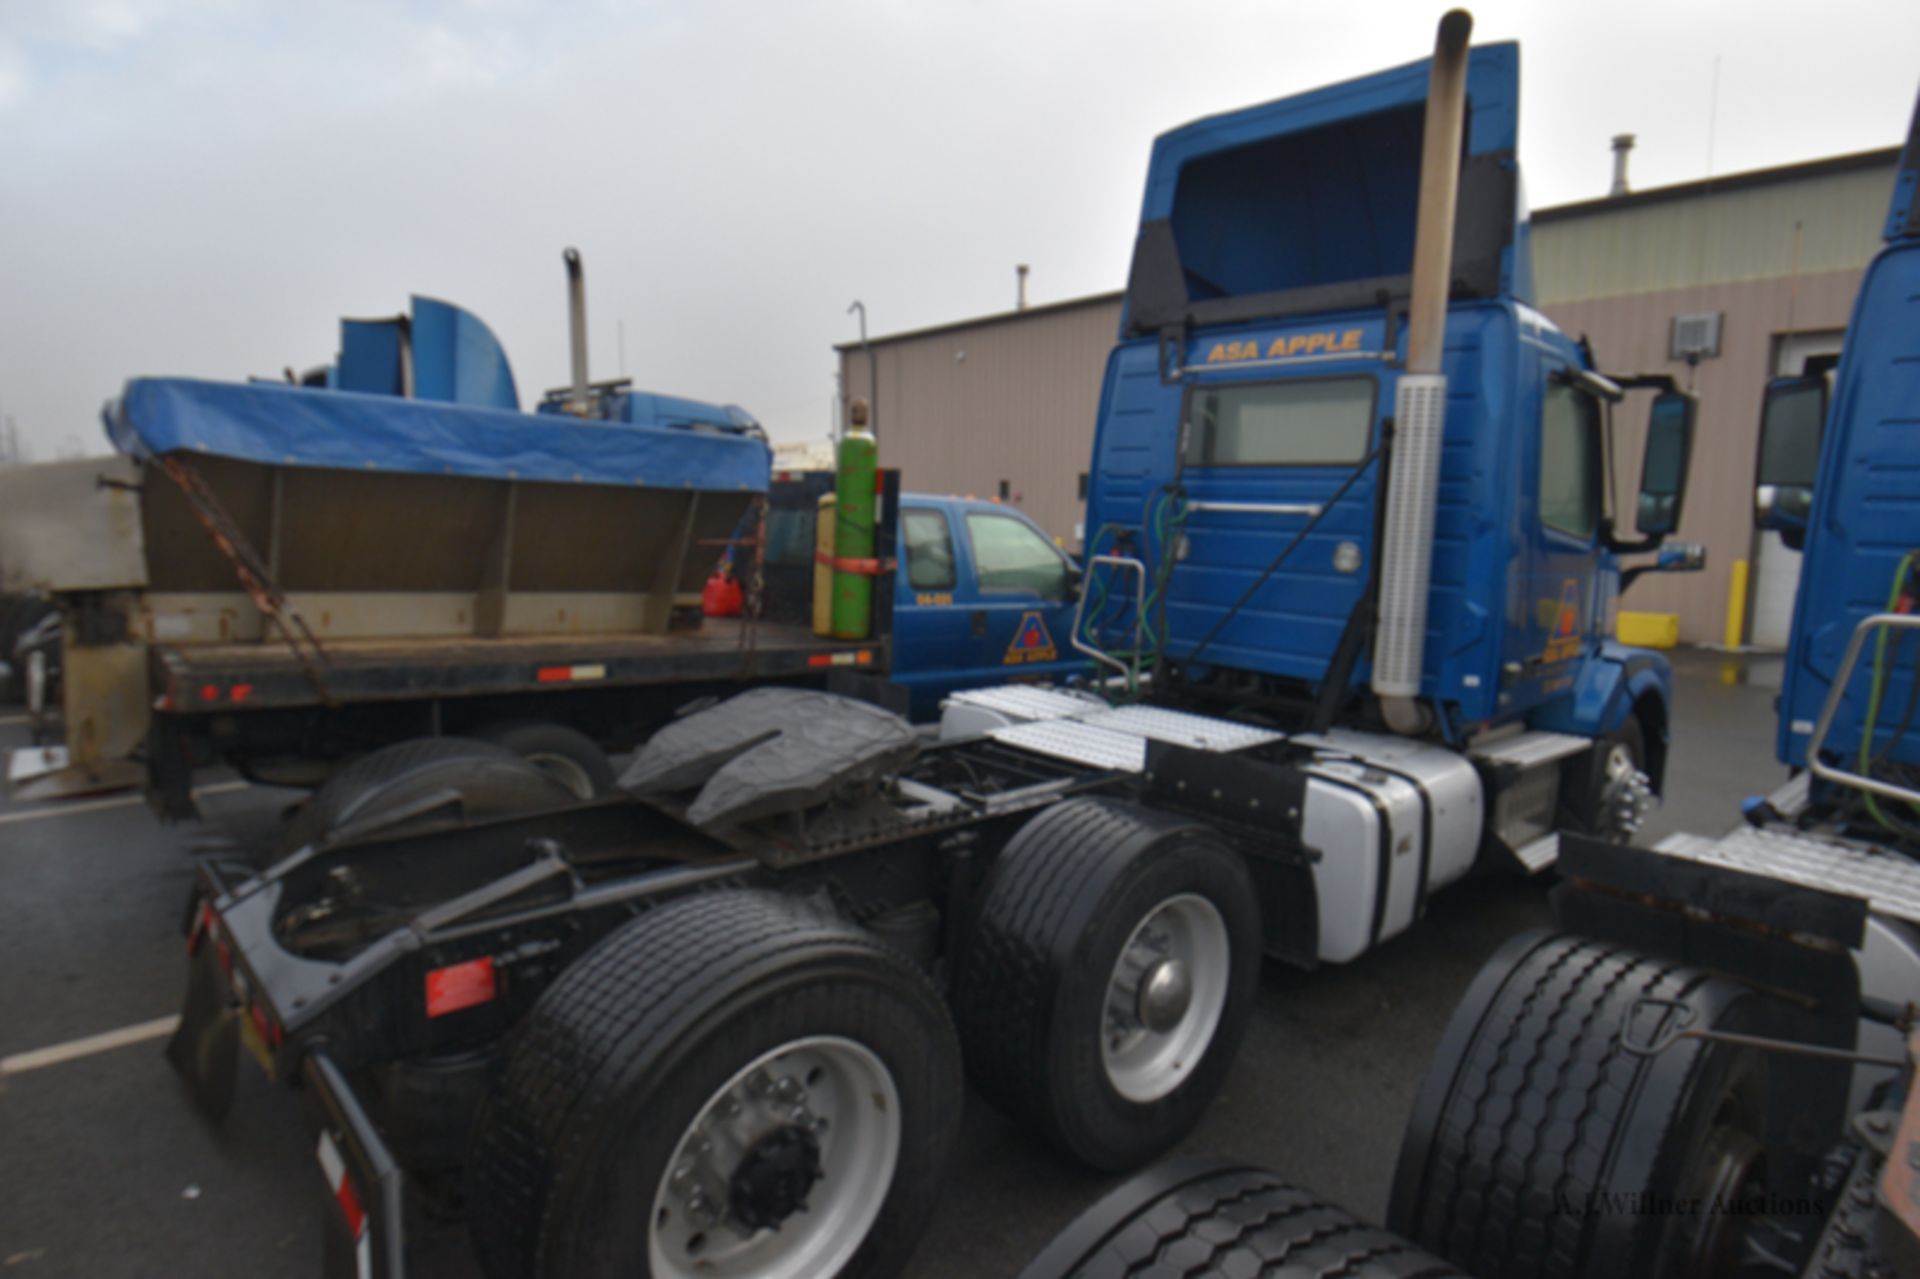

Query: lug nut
[{"left": 687, "top": 1193, "right": 719, "bottom": 1229}]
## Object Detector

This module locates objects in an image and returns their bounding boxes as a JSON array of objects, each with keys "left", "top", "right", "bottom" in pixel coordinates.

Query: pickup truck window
[
  {"left": 903, "top": 508, "right": 957, "bottom": 590},
  {"left": 967, "top": 512, "right": 1069, "bottom": 599},
  {"left": 1540, "top": 380, "right": 1602, "bottom": 538},
  {"left": 1184, "top": 377, "right": 1374, "bottom": 467}
]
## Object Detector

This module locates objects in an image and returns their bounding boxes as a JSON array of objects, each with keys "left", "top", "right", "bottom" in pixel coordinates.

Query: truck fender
[{"left": 1529, "top": 643, "right": 1673, "bottom": 790}]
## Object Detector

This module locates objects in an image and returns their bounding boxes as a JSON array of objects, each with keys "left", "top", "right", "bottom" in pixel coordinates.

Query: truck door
[
  {"left": 1510, "top": 366, "right": 1605, "bottom": 706},
  {"left": 957, "top": 508, "right": 1082, "bottom": 685},
  {"left": 1167, "top": 375, "right": 1381, "bottom": 683},
  {"left": 890, "top": 504, "right": 975, "bottom": 716}
]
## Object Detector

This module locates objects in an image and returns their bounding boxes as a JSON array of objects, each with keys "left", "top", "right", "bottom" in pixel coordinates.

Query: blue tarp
[{"left": 104, "top": 376, "right": 770, "bottom": 493}]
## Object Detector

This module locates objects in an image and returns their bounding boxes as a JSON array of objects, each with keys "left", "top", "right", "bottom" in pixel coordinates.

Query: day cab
[{"left": 1080, "top": 37, "right": 1706, "bottom": 858}]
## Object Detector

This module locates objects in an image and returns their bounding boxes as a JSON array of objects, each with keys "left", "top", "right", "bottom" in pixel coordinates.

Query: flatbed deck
[{"left": 154, "top": 621, "right": 881, "bottom": 710}]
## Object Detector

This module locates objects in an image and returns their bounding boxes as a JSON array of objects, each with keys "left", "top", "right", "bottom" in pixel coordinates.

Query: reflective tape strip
[
  {"left": 317, "top": 1132, "right": 371, "bottom": 1277},
  {"left": 806, "top": 651, "right": 873, "bottom": 668},
  {"left": 535, "top": 663, "right": 608, "bottom": 683}
]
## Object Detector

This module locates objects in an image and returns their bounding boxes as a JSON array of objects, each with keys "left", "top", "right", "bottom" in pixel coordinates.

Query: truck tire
[
  {"left": 466, "top": 889, "right": 962, "bottom": 1279},
  {"left": 1388, "top": 931, "right": 1771, "bottom": 1279},
  {"left": 473, "top": 720, "right": 615, "bottom": 799},
  {"left": 1021, "top": 1156, "right": 1465, "bottom": 1279},
  {"left": 952, "top": 798, "right": 1262, "bottom": 1171},
  {"left": 281, "top": 737, "right": 572, "bottom": 852},
  {"left": 1561, "top": 715, "right": 1650, "bottom": 841}
]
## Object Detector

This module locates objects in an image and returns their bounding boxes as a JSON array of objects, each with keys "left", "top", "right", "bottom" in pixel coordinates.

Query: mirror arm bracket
[{"left": 1601, "top": 516, "right": 1663, "bottom": 556}]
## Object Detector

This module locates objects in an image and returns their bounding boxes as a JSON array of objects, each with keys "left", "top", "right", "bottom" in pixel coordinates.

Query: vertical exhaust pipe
[
  {"left": 1374, "top": 8, "right": 1473, "bottom": 736},
  {"left": 564, "top": 247, "right": 590, "bottom": 415}
]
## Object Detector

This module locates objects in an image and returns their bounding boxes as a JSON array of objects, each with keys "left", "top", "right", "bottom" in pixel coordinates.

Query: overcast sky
[{"left": 1, "top": 0, "right": 1915, "bottom": 455}]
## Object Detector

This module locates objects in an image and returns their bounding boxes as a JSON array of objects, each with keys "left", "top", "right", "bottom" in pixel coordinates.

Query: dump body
[{"left": 0, "top": 307, "right": 899, "bottom": 806}]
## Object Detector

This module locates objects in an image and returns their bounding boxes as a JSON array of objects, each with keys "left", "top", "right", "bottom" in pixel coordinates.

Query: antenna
[{"left": 1706, "top": 55, "right": 1721, "bottom": 177}]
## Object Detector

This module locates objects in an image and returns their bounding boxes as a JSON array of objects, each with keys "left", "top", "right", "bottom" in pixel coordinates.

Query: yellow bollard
[{"left": 1723, "top": 559, "right": 1749, "bottom": 650}]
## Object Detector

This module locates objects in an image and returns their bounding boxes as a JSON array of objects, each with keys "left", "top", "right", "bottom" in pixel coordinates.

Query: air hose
[{"left": 1858, "top": 548, "right": 1920, "bottom": 836}]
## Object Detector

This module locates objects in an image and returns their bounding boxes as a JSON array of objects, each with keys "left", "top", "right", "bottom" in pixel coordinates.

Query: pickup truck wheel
[
  {"left": 1388, "top": 931, "right": 1770, "bottom": 1279},
  {"left": 474, "top": 720, "right": 615, "bottom": 799},
  {"left": 1020, "top": 1156, "right": 1465, "bottom": 1279},
  {"left": 281, "top": 737, "right": 571, "bottom": 851},
  {"left": 1562, "top": 715, "right": 1651, "bottom": 841},
  {"left": 466, "top": 889, "right": 962, "bottom": 1279},
  {"left": 952, "top": 798, "right": 1261, "bottom": 1171}
]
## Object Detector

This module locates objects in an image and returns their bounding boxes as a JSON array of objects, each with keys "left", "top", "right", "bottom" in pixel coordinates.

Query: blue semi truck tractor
[
  {"left": 169, "top": 15, "right": 1712, "bottom": 1279},
  {"left": 1026, "top": 62, "right": 1920, "bottom": 1279}
]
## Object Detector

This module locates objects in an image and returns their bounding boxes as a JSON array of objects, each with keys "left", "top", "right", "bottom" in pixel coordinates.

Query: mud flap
[
  {"left": 308, "top": 1053, "right": 409, "bottom": 1279},
  {"left": 166, "top": 940, "right": 239, "bottom": 1123}
]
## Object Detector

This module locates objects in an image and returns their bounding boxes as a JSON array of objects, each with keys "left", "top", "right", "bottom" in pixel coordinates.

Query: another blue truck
[
  {"left": 171, "top": 18, "right": 1725, "bottom": 1279},
  {"left": 1026, "top": 58, "right": 1920, "bottom": 1279}
]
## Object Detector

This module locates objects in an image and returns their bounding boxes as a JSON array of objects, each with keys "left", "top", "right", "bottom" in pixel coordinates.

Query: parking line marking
[
  {"left": 0, "top": 779, "right": 249, "bottom": 829},
  {"left": 1, "top": 1015, "right": 181, "bottom": 1077}
]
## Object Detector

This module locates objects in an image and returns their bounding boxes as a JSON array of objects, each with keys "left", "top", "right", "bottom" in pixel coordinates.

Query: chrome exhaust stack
[
  {"left": 1374, "top": 9, "right": 1473, "bottom": 736},
  {"left": 564, "top": 247, "right": 591, "bottom": 416}
]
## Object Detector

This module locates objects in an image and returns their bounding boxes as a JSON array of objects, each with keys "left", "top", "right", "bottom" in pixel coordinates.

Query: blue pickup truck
[
  {"left": 762, "top": 481, "right": 1087, "bottom": 718},
  {"left": 892, "top": 493, "right": 1086, "bottom": 716}
]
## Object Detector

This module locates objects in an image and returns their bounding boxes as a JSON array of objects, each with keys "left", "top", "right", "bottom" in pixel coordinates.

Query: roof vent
[
  {"left": 1671, "top": 311, "right": 1723, "bottom": 361},
  {"left": 1610, "top": 133, "right": 1636, "bottom": 196}
]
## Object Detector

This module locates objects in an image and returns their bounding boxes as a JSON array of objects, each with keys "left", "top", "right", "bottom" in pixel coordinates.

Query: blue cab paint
[
  {"left": 1084, "top": 42, "right": 1681, "bottom": 766},
  {"left": 1775, "top": 103, "right": 1920, "bottom": 770}
]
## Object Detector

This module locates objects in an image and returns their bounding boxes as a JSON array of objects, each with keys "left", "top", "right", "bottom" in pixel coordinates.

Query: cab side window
[
  {"left": 966, "top": 512, "right": 1070, "bottom": 599},
  {"left": 1540, "top": 380, "right": 1602, "bottom": 538},
  {"left": 903, "top": 509, "right": 957, "bottom": 591}
]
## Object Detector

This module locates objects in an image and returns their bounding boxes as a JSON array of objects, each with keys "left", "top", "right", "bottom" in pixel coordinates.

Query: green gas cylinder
[{"left": 831, "top": 419, "right": 878, "bottom": 640}]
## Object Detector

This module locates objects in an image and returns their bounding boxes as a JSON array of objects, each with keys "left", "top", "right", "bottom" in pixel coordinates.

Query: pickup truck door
[
  {"left": 956, "top": 507, "right": 1082, "bottom": 680},
  {"left": 890, "top": 503, "right": 1082, "bottom": 718}
]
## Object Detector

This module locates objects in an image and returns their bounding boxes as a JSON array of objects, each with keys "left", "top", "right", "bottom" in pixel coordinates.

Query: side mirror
[
  {"left": 1754, "top": 375, "right": 1826, "bottom": 550},
  {"left": 1635, "top": 390, "right": 1696, "bottom": 539}
]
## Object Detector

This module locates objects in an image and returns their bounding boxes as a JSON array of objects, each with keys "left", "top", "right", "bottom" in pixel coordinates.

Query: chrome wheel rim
[
  {"left": 648, "top": 1035, "right": 901, "bottom": 1279},
  {"left": 1101, "top": 893, "right": 1230, "bottom": 1103},
  {"left": 1599, "top": 742, "right": 1654, "bottom": 838}
]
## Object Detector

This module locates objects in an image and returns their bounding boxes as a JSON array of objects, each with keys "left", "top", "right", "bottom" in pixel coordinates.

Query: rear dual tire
[
  {"left": 466, "top": 889, "right": 963, "bottom": 1279},
  {"left": 953, "top": 798, "right": 1263, "bottom": 1171}
]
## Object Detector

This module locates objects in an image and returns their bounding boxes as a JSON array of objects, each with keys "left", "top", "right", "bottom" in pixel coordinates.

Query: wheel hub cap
[
  {"left": 1135, "top": 959, "right": 1192, "bottom": 1033},
  {"left": 728, "top": 1125, "right": 823, "bottom": 1232}
]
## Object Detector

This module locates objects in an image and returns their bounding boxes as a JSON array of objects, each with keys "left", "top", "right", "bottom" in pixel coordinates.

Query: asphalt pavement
[{"left": 0, "top": 647, "right": 1786, "bottom": 1277}]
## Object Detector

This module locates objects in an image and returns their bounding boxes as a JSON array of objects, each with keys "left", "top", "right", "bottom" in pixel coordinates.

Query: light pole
[{"left": 847, "top": 300, "right": 876, "bottom": 436}]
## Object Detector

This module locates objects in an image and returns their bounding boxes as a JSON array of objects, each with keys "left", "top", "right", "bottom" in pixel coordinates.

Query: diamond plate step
[
  {"left": 988, "top": 720, "right": 1148, "bottom": 772},
  {"left": 1079, "top": 706, "right": 1284, "bottom": 753},
  {"left": 1654, "top": 825, "right": 1920, "bottom": 925},
  {"left": 1469, "top": 730, "right": 1591, "bottom": 770},
  {"left": 944, "top": 686, "right": 1105, "bottom": 721},
  {"left": 1513, "top": 832, "right": 1560, "bottom": 872}
]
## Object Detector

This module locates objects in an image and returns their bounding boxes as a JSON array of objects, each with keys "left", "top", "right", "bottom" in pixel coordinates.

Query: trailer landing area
[{"left": 0, "top": 648, "right": 1775, "bottom": 1277}]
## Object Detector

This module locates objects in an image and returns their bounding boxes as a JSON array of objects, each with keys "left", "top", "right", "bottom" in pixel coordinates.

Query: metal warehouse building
[{"left": 836, "top": 146, "right": 1899, "bottom": 647}]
